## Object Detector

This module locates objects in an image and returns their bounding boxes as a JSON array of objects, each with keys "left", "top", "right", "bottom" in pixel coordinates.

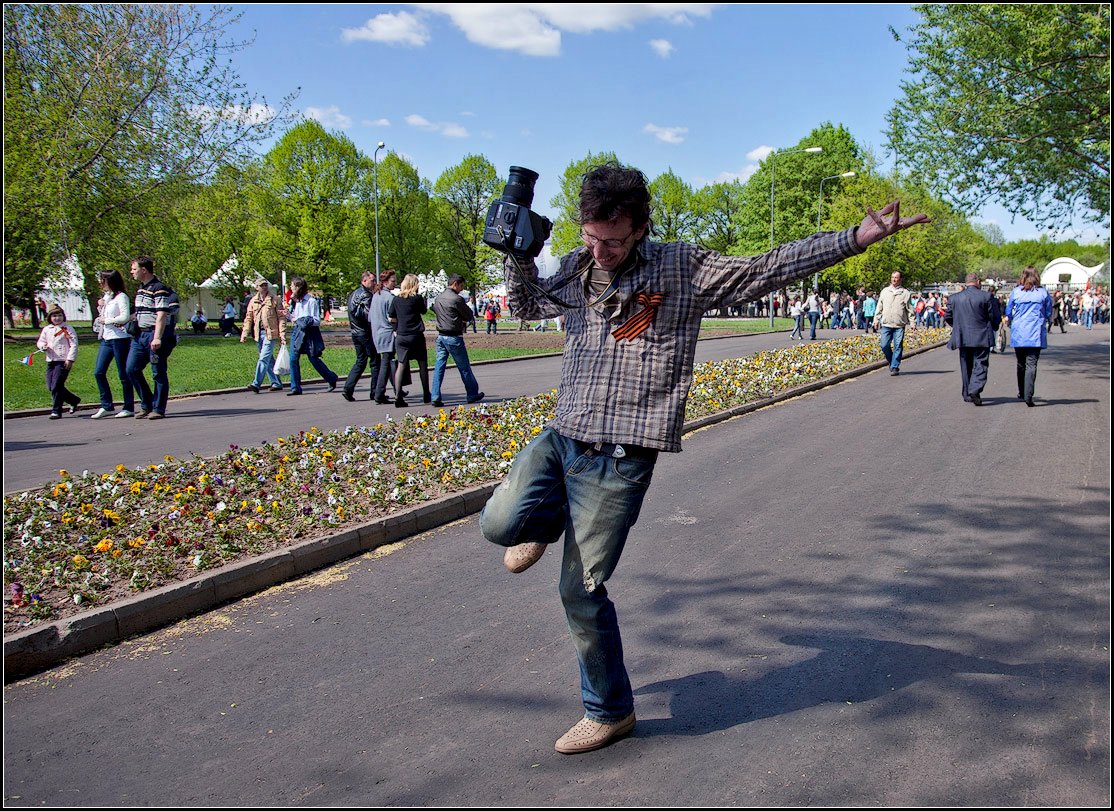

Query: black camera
[{"left": 483, "top": 166, "right": 553, "bottom": 259}]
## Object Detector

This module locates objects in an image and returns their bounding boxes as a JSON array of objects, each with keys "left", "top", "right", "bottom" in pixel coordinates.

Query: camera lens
[{"left": 502, "top": 166, "right": 539, "bottom": 207}]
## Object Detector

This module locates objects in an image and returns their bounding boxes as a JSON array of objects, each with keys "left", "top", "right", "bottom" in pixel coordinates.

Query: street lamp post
[
  {"left": 373, "top": 141, "right": 386, "bottom": 278},
  {"left": 769, "top": 146, "right": 822, "bottom": 327},
  {"left": 813, "top": 171, "right": 856, "bottom": 291}
]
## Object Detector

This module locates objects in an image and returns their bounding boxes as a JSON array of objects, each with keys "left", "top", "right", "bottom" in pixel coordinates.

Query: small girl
[{"left": 37, "top": 304, "right": 80, "bottom": 419}]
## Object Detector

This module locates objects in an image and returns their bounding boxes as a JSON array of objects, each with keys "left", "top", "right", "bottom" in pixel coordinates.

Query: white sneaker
[
  {"left": 91, "top": 408, "right": 115, "bottom": 420},
  {"left": 114, "top": 410, "right": 135, "bottom": 419}
]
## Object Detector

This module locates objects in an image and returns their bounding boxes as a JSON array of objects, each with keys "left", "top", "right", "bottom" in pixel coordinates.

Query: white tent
[
  {"left": 196, "top": 255, "right": 268, "bottom": 318},
  {"left": 1041, "top": 257, "right": 1105, "bottom": 290},
  {"left": 38, "top": 256, "right": 92, "bottom": 321}
]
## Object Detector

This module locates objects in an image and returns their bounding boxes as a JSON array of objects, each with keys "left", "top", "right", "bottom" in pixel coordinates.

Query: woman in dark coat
[{"left": 387, "top": 273, "right": 430, "bottom": 407}]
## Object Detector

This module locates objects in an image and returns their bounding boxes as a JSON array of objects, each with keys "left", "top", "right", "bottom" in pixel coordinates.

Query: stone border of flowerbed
[{"left": 3, "top": 338, "right": 946, "bottom": 681}]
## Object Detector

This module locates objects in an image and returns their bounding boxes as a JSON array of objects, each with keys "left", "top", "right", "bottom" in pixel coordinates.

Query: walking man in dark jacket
[
  {"left": 945, "top": 272, "right": 1002, "bottom": 406},
  {"left": 341, "top": 271, "right": 380, "bottom": 401},
  {"left": 430, "top": 274, "right": 484, "bottom": 408}
]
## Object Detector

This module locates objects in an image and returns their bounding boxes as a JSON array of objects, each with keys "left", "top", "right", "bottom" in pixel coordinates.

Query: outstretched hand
[{"left": 855, "top": 200, "right": 930, "bottom": 249}]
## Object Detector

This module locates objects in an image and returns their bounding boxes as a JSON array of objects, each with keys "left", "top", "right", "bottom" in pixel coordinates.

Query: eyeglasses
[{"left": 581, "top": 228, "right": 636, "bottom": 249}]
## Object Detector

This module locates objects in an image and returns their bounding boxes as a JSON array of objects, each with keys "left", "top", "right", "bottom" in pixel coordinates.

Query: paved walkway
[{"left": 3, "top": 326, "right": 1108, "bottom": 805}]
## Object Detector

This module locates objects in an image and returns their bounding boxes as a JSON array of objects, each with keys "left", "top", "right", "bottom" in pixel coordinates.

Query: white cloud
[
  {"left": 190, "top": 103, "right": 276, "bottom": 126},
  {"left": 747, "top": 145, "right": 774, "bottom": 162},
  {"left": 415, "top": 3, "right": 715, "bottom": 56},
  {"left": 643, "top": 123, "right": 688, "bottom": 145},
  {"left": 406, "top": 113, "right": 470, "bottom": 138},
  {"left": 649, "top": 39, "right": 674, "bottom": 58},
  {"left": 341, "top": 11, "right": 430, "bottom": 46},
  {"left": 363, "top": 117, "right": 391, "bottom": 128},
  {"left": 305, "top": 106, "right": 353, "bottom": 129}
]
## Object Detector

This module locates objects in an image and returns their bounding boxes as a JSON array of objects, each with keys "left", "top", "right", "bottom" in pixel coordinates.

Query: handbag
[
  {"left": 272, "top": 347, "right": 290, "bottom": 376},
  {"left": 125, "top": 316, "right": 141, "bottom": 338}
]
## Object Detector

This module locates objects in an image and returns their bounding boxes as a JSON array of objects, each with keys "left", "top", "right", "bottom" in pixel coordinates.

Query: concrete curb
[{"left": 3, "top": 338, "right": 946, "bottom": 680}]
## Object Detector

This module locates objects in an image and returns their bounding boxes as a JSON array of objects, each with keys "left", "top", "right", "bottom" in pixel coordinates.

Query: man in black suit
[{"left": 944, "top": 272, "right": 1001, "bottom": 406}]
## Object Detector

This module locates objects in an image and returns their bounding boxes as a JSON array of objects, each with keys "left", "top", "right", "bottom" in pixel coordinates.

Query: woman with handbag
[
  {"left": 387, "top": 273, "right": 431, "bottom": 407},
  {"left": 284, "top": 276, "right": 339, "bottom": 396},
  {"left": 90, "top": 270, "right": 136, "bottom": 419}
]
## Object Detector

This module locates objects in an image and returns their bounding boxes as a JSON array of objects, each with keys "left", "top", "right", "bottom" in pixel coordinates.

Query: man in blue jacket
[{"left": 945, "top": 272, "right": 1001, "bottom": 406}]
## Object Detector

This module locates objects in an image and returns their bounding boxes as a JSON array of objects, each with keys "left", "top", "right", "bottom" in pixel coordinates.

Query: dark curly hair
[{"left": 577, "top": 161, "right": 653, "bottom": 232}]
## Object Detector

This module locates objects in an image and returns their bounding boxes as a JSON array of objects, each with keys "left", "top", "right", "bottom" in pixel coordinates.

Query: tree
[
  {"left": 822, "top": 170, "right": 977, "bottom": 291},
  {"left": 887, "top": 4, "right": 1110, "bottom": 230},
  {"left": 257, "top": 120, "right": 364, "bottom": 296},
  {"left": 650, "top": 170, "right": 698, "bottom": 242},
  {"left": 3, "top": 4, "right": 295, "bottom": 314},
  {"left": 433, "top": 155, "right": 502, "bottom": 290},
  {"left": 361, "top": 153, "right": 439, "bottom": 278},
  {"left": 548, "top": 151, "right": 622, "bottom": 257},
  {"left": 731, "top": 123, "right": 866, "bottom": 255},
  {"left": 692, "top": 181, "right": 746, "bottom": 253}
]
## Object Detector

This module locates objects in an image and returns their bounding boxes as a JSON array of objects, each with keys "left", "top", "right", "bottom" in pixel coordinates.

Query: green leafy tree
[
  {"left": 361, "top": 152, "right": 439, "bottom": 279},
  {"left": 692, "top": 181, "right": 746, "bottom": 253},
  {"left": 887, "top": 4, "right": 1110, "bottom": 230},
  {"left": 548, "top": 151, "right": 622, "bottom": 257},
  {"left": 731, "top": 123, "right": 866, "bottom": 255},
  {"left": 822, "top": 171, "right": 976, "bottom": 291},
  {"left": 257, "top": 120, "right": 364, "bottom": 297},
  {"left": 3, "top": 4, "right": 294, "bottom": 320},
  {"left": 433, "top": 155, "right": 502, "bottom": 290},
  {"left": 650, "top": 170, "right": 698, "bottom": 242}
]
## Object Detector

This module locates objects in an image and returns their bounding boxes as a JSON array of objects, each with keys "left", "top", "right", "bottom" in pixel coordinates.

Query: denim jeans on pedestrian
[
  {"left": 127, "top": 330, "right": 176, "bottom": 414},
  {"left": 480, "top": 428, "right": 657, "bottom": 722},
  {"left": 431, "top": 334, "right": 480, "bottom": 402},
  {"left": 807, "top": 311, "right": 820, "bottom": 339},
  {"left": 879, "top": 325, "right": 905, "bottom": 370},
  {"left": 289, "top": 346, "right": 338, "bottom": 394},
  {"left": 94, "top": 336, "right": 134, "bottom": 411},
  {"left": 252, "top": 336, "right": 283, "bottom": 389},
  {"left": 1083, "top": 308, "right": 1094, "bottom": 329}
]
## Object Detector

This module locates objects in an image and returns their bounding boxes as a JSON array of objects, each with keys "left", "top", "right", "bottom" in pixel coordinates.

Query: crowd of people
[{"left": 31, "top": 250, "right": 1108, "bottom": 426}]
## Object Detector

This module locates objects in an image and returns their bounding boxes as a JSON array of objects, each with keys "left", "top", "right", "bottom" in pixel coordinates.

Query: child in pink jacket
[{"left": 36, "top": 304, "right": 80, "bottom": 418}]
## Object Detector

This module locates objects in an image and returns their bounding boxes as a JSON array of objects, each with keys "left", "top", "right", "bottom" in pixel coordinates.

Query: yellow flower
[
  {"left": 112, "top": 549, "right": 123, "bottom": 558},
  {"left": 103, "top": 508, "right": 121, "bottom": 523},
  {"left": 277, "top": 437, "right": 286, "bottom": 445},
  {"left": 72, "top": 555, "right": 90, "bottom": 569},
  {"left": 116, "top": 464, "right": 126, "bottom": 473},
  {"left": 58, "top": 469, "right": 69, "bottom": 478},
  {"left": 255, "top": 505, "right": 264, "bottom": 514},
  {"left": 95, "top": 539, "right": 114, "bottom": 553}
]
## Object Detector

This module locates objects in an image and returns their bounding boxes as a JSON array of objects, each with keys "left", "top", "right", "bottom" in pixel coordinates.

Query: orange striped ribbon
[{"left": 611, "top": 292, "right": 664, "bottom": 341}]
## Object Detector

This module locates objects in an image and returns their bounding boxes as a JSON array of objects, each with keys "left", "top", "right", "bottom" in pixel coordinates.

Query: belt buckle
[{"left": 611, "top": 444, "right": 626, "bottom": 458}]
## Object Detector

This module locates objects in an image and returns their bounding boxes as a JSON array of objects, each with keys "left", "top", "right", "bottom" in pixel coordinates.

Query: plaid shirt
[{"left": 506, "top": 228, "right": 863, "bottom": 452}]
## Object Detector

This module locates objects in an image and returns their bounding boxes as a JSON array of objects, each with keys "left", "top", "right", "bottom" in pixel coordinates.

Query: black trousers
[
  {"left": 344, "top": 334, "right": 381, "bottom": 398},
  {"left": 46, "top": 361, "right": 80, "bottom": 414},
  {"left": 1015, "top": 347, "right": 1041, "bottom": 401},
  {"left": 958, "top": 346, "right": 991, "bottom": 401}
]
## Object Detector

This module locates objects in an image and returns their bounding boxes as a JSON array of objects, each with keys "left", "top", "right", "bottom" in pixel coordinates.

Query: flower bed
[{"left": 3, "top": 329, "right": 948, "bottom": 631}]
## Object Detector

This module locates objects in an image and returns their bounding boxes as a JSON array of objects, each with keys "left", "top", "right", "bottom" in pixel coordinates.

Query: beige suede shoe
[
  {"left": 555, "top": 712, "right": 636, "bottom": 754},
  {"left": 503, "top": 542, "right": 547, "bottom": 573}
]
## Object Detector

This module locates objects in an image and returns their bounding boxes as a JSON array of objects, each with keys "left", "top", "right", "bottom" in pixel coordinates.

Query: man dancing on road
[{"left": 480, "top": 161, "right": 930, "bottom": 754}]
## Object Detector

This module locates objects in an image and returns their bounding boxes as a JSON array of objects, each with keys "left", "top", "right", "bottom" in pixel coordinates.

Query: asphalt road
[
  {"left": 6, "top": 328, "right": 836, "bottom": 494},
  {"left": 3, "top": 326, "right": 1108, "bottom": 805}
]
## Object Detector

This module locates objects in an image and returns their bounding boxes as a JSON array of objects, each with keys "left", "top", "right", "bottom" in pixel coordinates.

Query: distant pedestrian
[
  {"left": 789, "top": 297, "right": 804, "bottom": 339},
  {"left": 369, "top": 270, "right": 406, "bottom": 404},
  {"left": 90, "top": 269, "right": 135, "bottom": 419},
  {"left": 485, "top": 299, "right": 500, "bottom": 334},
  {"left": 285, "top": 276, "right": 339, "bottom": 396},
  {"left": 341, "top": 271, "right": 381, "bottom": 402},
  {"left": 1005, "top": 266, "right": 1052, "bottom": 407},
  {"left": 126, "top": 255, "right": 179, "bottom": 420},
  {"left": 37, "top": 304, "right": 80, "bottom": 419},
  {"left": 388, "top": 274, "right": 431, "bottom": 407},
  {"left": 944, "top": 273, "right": 1001, "bottom": 406},
  {"left": 874, "top": 271, "right": 916, "bottom": 376},
  {"left": 241, "top": 280, "right": 286, "bottom": 393},
  {"left": 430, "top": 274, "right": 484, "bottom": 408}
]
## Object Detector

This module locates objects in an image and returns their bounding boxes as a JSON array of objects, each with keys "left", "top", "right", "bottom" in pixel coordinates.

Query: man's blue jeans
[
  {"left": 480, "top": 428, "right": 657, "bottom": 722},
  {"left": 252, "top": 337, "right": 282, "bottom": 388},
  {"left": 879, "top": 325, "right": 905, "bottom": 370},
  {"left": 431, "top": 334, "right": 480, "bottom": 402},
  {"left": 127, "top": 330, "right": 176, "bottom": 415}
]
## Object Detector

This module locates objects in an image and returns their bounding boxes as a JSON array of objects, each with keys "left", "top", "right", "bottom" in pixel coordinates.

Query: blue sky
[{"left": 224, "top": 3, "right": 1107, "bottom": 245}]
